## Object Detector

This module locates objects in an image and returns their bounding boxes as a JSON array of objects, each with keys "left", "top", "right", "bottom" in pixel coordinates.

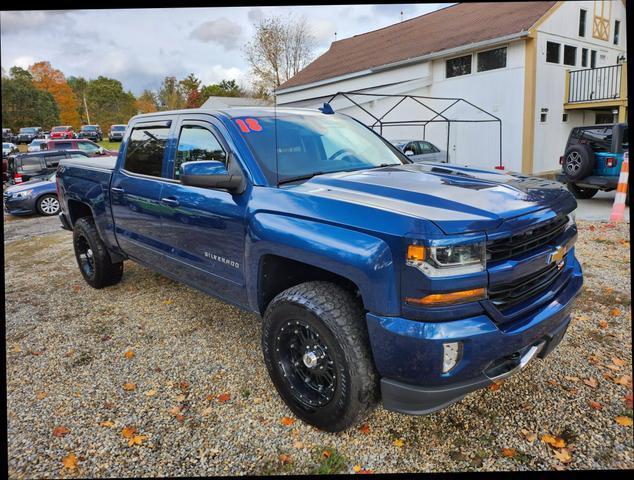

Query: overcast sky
[{"left": 1, "top": 4, "right": 451, "bottom": 95}]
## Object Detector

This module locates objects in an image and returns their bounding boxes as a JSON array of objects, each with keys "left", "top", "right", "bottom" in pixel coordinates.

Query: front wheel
[
  {"left": 262, "top": 281, "right": 379, "bottom": 432},
  {"left": 73, "top": 217, "right": 123, "bottom": 288},
  {"left": 36, "top": 194, "right": 60, "bottom": 216},
  {"left": 567, "top": 182, "right": 598, "bottom": 199}
]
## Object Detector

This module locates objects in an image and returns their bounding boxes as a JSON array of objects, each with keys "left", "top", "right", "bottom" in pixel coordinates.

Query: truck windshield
[
  {"left": 112, "top": 125, "right": 126, "bottom": 131},
  {"left": 236, "top": 113, "right": 407, "bottom": 185},
  {"left": 52, "top": 126, "right": 69, "bottom": 132},
  {"left": 20, "top": 128, "right": 37, "bottom": 133},
  {"left": 82, "top": 126, "right": 97, "bottom": 131}
]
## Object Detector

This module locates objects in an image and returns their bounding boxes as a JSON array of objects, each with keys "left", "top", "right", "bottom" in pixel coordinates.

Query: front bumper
[
  {"left": 4, "top": 195, "right": 36, "bottom": 215},
  {"left": 368, "top": 255, "right": 582, "bottom": 415}
]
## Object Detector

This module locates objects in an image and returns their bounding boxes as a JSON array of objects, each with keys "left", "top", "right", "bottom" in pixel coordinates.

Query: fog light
[{"left": 442, "top": 342, "right": 462, "bottom": 373}]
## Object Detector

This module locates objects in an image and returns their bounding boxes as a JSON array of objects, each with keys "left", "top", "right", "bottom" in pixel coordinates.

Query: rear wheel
[
  {"left": 262, "top": 281, "right": 379, "bottom": 432},
  {"left": 73, "top": 217, "right": 123, "bottom": 288},
  {"left": 567, "top": 182, "right": 598, "bottom": 199},
  {"left": 564, "top": 144, "right": 595, "bottom": 181},
  {"left": 36, "top": 194, "right": 60, "bottom": 216}
]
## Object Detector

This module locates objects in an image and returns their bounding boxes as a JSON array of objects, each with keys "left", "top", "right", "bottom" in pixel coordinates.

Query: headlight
[
  {"left": 14, "top": 189, "right": 33, "bottom": 198},
  {"left": 407, "top": 242, "right": 486, "bottom": 277}
]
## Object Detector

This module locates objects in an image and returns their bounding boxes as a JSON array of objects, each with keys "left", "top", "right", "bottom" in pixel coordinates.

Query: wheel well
[
  {"left": 67, "top": 199, "right": 93, "bottom": 225},
  {"left": 258, "top": 254, "right": 363, "bottom": 315}
]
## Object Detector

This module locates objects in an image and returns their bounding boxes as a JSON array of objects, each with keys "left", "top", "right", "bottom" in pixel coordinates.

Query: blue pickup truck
[{"left": 56, "top": 107, "right": 583, "bottom": 432}]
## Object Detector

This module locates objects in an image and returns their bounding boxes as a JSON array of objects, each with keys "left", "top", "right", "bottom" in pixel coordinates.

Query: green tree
[
  {"left": 84, "top": 76, "right": 137, "bottom": 128},
  {"left": 158, "top": 76, "right": 185, "bottom": 110},
  {"left": 199, "top": 79, "right": 245, "bottom": 104},
  {"left": 1, "top": 70, "right": 59, "bottom": 130},
  {"left": 67, "top": 76, "right": 90, "bottom": 124}
]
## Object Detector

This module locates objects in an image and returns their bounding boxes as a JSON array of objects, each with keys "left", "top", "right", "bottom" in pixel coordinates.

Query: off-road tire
[
  {"left": 563, "top": 144, "right": 595, "bottom": 181},
  {"left": 567, "top": 182, "right": 598, "bottom": 199},
  {"left": 73, "top": 217, "right": 123, "bottom": 288},
  {"left": 262, "top": 281, "right": 379, "bottom": 432}
]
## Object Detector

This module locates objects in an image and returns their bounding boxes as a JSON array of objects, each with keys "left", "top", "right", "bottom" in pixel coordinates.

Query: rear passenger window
[
  {"left": 174, "top": 125, "right": 226, "bottom": 179},
  {"left": 53, "top": 142, "right": 73, "bottom": 150},
  {"left": 19, "top": 157, "right": 43, "bottom": 172},
  {"left": 124, "top": 126, "right": 170, "bottom": 177}
]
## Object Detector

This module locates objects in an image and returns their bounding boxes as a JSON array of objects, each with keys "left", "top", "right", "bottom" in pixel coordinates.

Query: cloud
[
  {"left": 0, "top": 11, "right": 72, "bottom": 34},
  {"left": 198, "top": 64, "right": 247, "bottom": 86},
  {"left": 247, "top": 7, "right": 264, "bottom": 24},
  {"left": 12, "top": 56, "right": 35, "bottom": 70},
  {"left": 310, "top": 19, "right": 336, "bottom": 47},
  {"left": 189, "top": 18, "right": 243, "bottom": 51}
]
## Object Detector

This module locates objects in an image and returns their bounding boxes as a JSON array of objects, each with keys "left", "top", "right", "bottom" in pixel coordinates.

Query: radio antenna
[{"left": 274, "top": 90, "right": 279, "bottom": 188}]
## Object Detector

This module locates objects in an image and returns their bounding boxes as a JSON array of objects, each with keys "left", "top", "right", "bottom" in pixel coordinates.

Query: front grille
[
  {"left": 487, "top": 214, "right": 568, "bottom": 262},
  {"left": 489, "top": 262, "right": 565, "bottom": 311}
]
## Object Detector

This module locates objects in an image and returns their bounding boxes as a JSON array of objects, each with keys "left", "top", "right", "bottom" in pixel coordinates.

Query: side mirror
[
  {"left": 404, "top": 150, "right": 414, "bottom": 156},
  {"left": 180, "top": 155, "right": 245, "bottom": 193},
  {"left": 98, "top": 147, "right": 105, "bottom": 154}
]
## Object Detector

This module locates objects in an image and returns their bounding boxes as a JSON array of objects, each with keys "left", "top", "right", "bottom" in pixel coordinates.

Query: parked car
[
  {"left": 28, "top": 138, "right": 48, "bottom": 152},
  {"left": 108, "top": 124, "right": 127, "bottom": 142},
  {"left": 50, "top": 125, "right": 76, "bottom": 139},
  {"left": 558, "top": 123, "right": 629, "bottom": 201},
  {"left": 78, "top": 125, "right": 103, "bottom": 142},
  {"left": 44, "top": 139, "right": 117, "bottom": 157},
  {"left": 391, "top": 139, "right": 448, "bottom": 163},
  {"left": 7, "top": 150, "right": 87, "bottom": 184},
  {"left": 16, "top": 127, "right": 43, "bottom": 144},
  {"left": 3, "top": 142, "right": 18, "bottom": 158},
  {"left": 57, "top": 107, "right": 583, "bottom": 432},
  {"left": 3, "top": 171, "right": 61, "bottom": 216},
  {"left": 3, "top": 128, "right": 17, "bottom": 143}
]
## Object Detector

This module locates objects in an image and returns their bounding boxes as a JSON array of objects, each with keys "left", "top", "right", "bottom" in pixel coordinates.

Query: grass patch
[
  {"left": 312, "top": 446, "right": 348, "bottom": 475},
  {"left": 97, "top": 140, "right": 122, "bottom": 151}
]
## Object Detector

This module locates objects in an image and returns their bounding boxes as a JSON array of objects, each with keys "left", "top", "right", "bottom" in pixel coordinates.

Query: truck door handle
[
  {"left": 111, "top": 187, "right": 124, "bottom": 193},
  {"left": 160, "top": 197, "right": 180, "bottom": 207}
]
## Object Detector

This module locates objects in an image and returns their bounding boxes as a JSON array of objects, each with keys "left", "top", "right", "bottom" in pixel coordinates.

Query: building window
[
  {"left": 579, "top": 10, "right": 586, "bottom": 37},
  {"left": 477, "top": 47, "right": 507, "bottom": 72},
  {"left": 563, "top": 45, "right": 577, "bottom": 66},
  {"left": 590, "top": 50, "right": 597, "bottom": 68},
  {"left": 595, "top": 113, "right": 613, "bottom": 124},
  {"left": 446, "top": 54, "right": 472, "bottom": 78},
  {"left": 562, "top": 113, "right": 568, "bottom": 122},
  {"left": 614, "top": 20, "right": 620, "bottom": 45},
  {"left": 581, "top": 48, "right": 588, "bottom": 67},
  {"left": 546, "top": 41, "right": 560, "bottom": 63},
  {"left": 540, "top": 113, "right": 548, "bottom": 123}
]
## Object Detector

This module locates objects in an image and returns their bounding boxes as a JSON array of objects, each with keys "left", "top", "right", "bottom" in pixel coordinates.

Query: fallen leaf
[
  {"left": 145, "top": 389, "right": 157, "bottom": 397},
  {"left": 72, "top": 285, "right": 81, "bottom": 293},
  {"left": 489, "top": 382, "right": 501, "bottom": 391},
  {"left": 548, "top": 379, "right": 558, "bottom": 386},
  {"left": 11, "top": 344, "right": 22, "bottom": 353},
  {"left": 564, "top": 376, "right": 580, "bottom": 383},
  {"left": 205, "top": 393, "right": 214, "bottom": 401},
  {"left": 501, "top": 447, "right": 516, "bottom": 458},
  {"left": 611, "top": 357, "right": 626, "bottom": 367},
  {"left": 99, "top": 421, "right": 115, "bottom": 428},
  {"left": 121, "top": 426, "right": 137, "bottom": 439},
  {"left": 610, "top": 308, "right": 621, "bottom": 317},
  {"left": 589, "top": 401, "right": 602, "bottom": 410},
  {"left": 589, "top": 225, "right": 596, "bottom": 231},
  {"left": 625, "top": 392, "right": 633, "bottom": 409},
  {"left": 123, "top": 382, "right": 136, "bottom": 391},
  {"left": 201, "top": 407, "right": 213, "bottom": 416},
  {"left": 393, "top": 438, "right": 405, "bottom": 448},
  {"left": 598, "top": 319, "right": 609, "bottom": 329},
  {"left": 52, "top": 426, "right": 70, "bottom": 437},
  {"left": 169, "top": 406, "right": 181, "bottom": 416},
  {"left": 217, "top": 393, "right": 231, "bottom": 403},
  {"left": 62, "top": 453, "right": 78, "bottom": 470},
  {"left": 36, "top": 391, "right": 47, "bottom": 400},
  {"left": 588, "top": 354, "right": 601, "bottom": 364},
  {"left": 542, "top": 434, "right": 566, "bottom": 448},
  {"left": 176, "top": 394, "right": 186, "bottom": 402},
  {"left": 359, "top": 424, "right": 370, "bottom": 435},
  {"left": 281, "top": 416, "right": 295, "bottom": 426},
  {"left": 614, "top": 375, "right": 632, "bottom": 387},
  {"left": 292, "top": 441, "right": 304, "bottom": 449},
  {"left": 520, "top": 429, "right": 537, "bottom": 442},
  {"left": 127, "top": 435, "right": 148, "bottom": 447},
  {"left": 322, "top": 450, "right": 331, "bottom": 458},
  {"left": 615, "top": 416, "right": 633, "bottom": 426},
  {"left": 30, "top": 350, "right": 44, "bottom": 356},
  {"left": 583, "top": 377, "right": 598, "bottom": 389},
  {"left": 175, "top": 414, "right": 185, "bottom": 422},
  {"left": 278, "top": 454, "right": 292, "bottom": 464},
  {"left": 356, "top": 468, "right": 374, "bottom": 474},
  {"left": 353, "top": 465, "right": 362, "bottom": 472},
  {"left": 124, "top": 349, "right": 135, "bottom": 359},
  {"left": 607, "top": 364, "right": 622, "bottom": 371},
  {"left": 179, "top": 381, "right": 190, "bottom": 391},
  {"left": 163, "top": 299, "right": 173, "bottom": 305},
  {"left": 553, "top": 448, "right": 572, "bottom": 464}
]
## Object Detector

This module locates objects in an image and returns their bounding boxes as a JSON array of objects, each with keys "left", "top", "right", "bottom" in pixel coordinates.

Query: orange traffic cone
[{"left": 609, "top": 150, "right": 629, "bottom": 222}]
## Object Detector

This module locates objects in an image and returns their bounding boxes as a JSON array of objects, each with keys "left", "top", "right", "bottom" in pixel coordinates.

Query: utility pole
[{"left": 83, "top": 95, "right": 91, "bottom": 125}]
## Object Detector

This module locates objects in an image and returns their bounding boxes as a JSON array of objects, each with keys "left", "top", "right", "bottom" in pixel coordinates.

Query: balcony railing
[{"left": 566, "top": 63, "right": 626, "bottom": 104}]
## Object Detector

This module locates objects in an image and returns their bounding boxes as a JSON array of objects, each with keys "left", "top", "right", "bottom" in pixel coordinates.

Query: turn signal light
[
  {"left": 405, "top": 288, "right": 486, "bottom": 306},
  {"left": 406, "top": 244, "right": 426, "bottom": 262}
]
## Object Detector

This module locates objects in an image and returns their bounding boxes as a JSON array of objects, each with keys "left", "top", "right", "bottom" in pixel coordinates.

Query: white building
[{"left": 276, "top": 1, "right": 627, "bottom": 175}]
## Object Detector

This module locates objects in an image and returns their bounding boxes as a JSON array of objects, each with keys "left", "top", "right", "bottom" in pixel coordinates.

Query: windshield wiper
[{"left": 278, "top": 171, "right": 327, "bottom": 186}]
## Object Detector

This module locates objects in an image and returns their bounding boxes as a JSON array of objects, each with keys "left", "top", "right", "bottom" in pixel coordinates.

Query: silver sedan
[{"left": 391, "top": 139, "right": 448, "bottom": 163}]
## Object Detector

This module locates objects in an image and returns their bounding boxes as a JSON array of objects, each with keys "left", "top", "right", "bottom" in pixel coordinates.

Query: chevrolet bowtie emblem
[{"left": 548, "top": 245, "right": 567, "bottom": 265}]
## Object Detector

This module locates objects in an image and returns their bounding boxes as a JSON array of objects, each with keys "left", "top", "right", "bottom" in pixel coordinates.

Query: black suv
[
  {"left": 78, "top": 125, "right": 103, "bottom": 141},
  {"left": 16, "top": 127, "right": 44, "bottom": 144},
  {"left": 6, "top": 150, "right": 88, "bottom": 184},
  {"left": 557, "top": 123, "right": 629, "bottom": 199},
  {"left": 3, "top": 128, "right": 16, "bottom": 143}
]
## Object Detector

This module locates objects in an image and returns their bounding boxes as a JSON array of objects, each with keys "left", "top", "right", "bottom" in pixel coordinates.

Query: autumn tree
[
  {"left": 243, "top": 14, "right": 316, "bottom": 94},
  {"left": 158, "top": 76, "right": 185, "bottom": 110},
  {"left": 136, "top": 89, "right": 159, "bottom": 113},
  {"left": 179, "top": 73, "right": 203, "bottom": 108},
  {"left": 2, "top": 68, "right": 59, "bottom": 130},
  {"left": 29, "top": 61, "right": 81, "bottom": 128}
]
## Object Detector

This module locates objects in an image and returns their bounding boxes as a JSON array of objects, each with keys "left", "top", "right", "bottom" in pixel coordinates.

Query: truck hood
[{"left": 293, "top": 163, "right": 571, "bottom": 234}]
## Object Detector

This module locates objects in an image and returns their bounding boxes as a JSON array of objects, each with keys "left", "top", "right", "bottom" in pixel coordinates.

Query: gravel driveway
[{"left": 4, "top": 218, "right": 633, "bottom": 477}]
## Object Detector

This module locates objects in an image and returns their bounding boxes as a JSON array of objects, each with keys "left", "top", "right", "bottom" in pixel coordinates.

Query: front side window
[
  {"left": 419, "top": 141, "right": 439, "bottom": 154},
  {"left": 546, "top": 42, "right": 560, "bottom": 63},
  {"left": 404, "top": 142, "right": 420, "bottom": 155},
  {"left": 563, "top": 45, "right": 577, "bottom": 66},
  {"left": 238, "top": 113, "right": 407, "bottom": 185},
  {"left": 579, "top": 9, "right": 586, "bottom": 37},
  {"left": 477, "top": 47, "right": 507, "bottom": 72},
  {"left": 446, "top": 54, "right": 472, "bottom": 78},
  {"left": 174, "top": 125, "right": 226, "bottom": 179},
  {"left": 124, "top": 126, "right": 170, "bottom": 177},
  {"left": 614, "top": 20, "right": 620, "bottom": 45}
]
